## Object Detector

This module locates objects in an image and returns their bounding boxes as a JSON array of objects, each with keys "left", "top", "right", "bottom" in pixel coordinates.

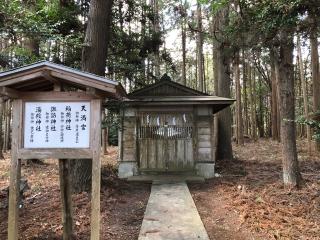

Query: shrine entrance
[
  {"left": 118, "top": 75, "right": 234, "bottom": 179},
  {"left": 138, "top": 112, "right": 194, "bottom": 172}
]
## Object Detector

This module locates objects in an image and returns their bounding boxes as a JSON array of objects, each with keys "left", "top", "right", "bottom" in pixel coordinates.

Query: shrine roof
[{"left": 0, "top": 61, "right": 126, "bottom": 99}]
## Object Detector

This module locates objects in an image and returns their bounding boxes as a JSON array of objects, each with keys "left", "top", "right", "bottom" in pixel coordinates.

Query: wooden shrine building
[{"left": 118, "top": 76, "right": 234, "bottom": 179}]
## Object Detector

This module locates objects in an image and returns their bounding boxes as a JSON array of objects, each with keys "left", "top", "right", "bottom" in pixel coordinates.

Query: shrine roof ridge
[{"left": 0, "top": 60, "right": 119, "bottom": 86}]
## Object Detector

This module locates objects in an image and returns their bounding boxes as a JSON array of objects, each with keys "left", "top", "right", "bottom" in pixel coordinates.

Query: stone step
[
  {"left": 127, "top": 175, "right": 205, "bottom": 183},
  {"left": 138, "top": 182, "right": 209, "bottom": 240}
]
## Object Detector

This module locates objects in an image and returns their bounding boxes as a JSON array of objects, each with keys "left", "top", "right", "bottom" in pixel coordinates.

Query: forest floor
[
  {"left": 0, "top": 147, "right": 150, "bottom": 240},
  {"left": 0, "top": 139, "right": 319, "bottom": 240},
  {"left": 190, "top": 139, "right": 320, "bottom": 240}
]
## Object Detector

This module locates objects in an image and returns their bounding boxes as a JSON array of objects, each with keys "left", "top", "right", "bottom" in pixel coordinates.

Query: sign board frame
[{"left": 8, "top": 91, "right": 102, "bottom": 240}]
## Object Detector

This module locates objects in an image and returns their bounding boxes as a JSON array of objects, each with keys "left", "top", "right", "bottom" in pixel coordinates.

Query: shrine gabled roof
[
  {"left": 128, "top": 78, "right": 209, "bottom": 97},
  {"left": 125, "top": 78, "right": 235, "bottom": 114},
  {"left": 0, "top": 61, "right": 126, "bottom": 99}
]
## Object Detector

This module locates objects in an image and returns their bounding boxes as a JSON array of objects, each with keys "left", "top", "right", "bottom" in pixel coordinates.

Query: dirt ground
[
  {"left": 1, "top": 140, "right": 319, "bottom": 240},
  {"left": 0, "top": 147, "right": 150, "bottom": 240},
  {"left": 190, "top": 139, "right": 320, "bottom": 240}
]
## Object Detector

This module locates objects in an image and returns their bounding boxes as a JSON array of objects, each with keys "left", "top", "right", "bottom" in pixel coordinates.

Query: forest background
[{"left": 0, "top": 0, "right": 320, "bottom": 189}]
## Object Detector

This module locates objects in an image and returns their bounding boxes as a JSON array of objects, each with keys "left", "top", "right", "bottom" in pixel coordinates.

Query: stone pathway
[{"left": 138, "top": 181, "right": 209, "bottom": 240}]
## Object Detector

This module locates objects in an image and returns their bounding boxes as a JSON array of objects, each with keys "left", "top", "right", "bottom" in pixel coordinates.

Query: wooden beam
[
  {"left": 51, "top": 70, "right": 116, "bottom": 93},
  {"left": 0, "top": 87, "right": 21, "bottom": 98},
  {"left": 18, "top": 148, "right": 93, "bottom": 159},
  {"left": 20, "top": 91, "right": 100, "bottom": 101},
  {"left": 59, "top": 159, "right": 73, "bottom": 240},
  {"left": 42, "top": 70, "right": 59, "bottom": 84},
  {"left": 8, "top": 99, "right": 23, "bottom": 240},
  {"left": 90, "top": 99, "right": 102, "bottom": 240},
  {"left": 13, "top": 79, "right": 47, "bottom": 90},
  {"left": 0, "top": 71, "right": 44, "bottom": 87}
]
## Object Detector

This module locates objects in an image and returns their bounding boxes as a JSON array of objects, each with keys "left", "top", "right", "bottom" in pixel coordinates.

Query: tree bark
[
  {"left": 310, "top": 23, "right": 320, "bottom": 151},
  {"left": 270, "top": 50, "right": 280, "bottom": 141},
  {"left": 181, "top": 0, "right": 187, "bottom": 85},
  {"left": 215, "top": 6, "right": 233, "bottom": 161},
  {"left": 248, "top": 64, "right": 257, "bottom": 140},
  {"left": 196, "top": 3, "right": 204, "bottom": 92},
  {"left": 277, "top": 30, "right": 301, "bottom": 187},
  {"left": 0, "top": 98, "right": 4, "bottom": 159},
  {"left": 82, "top": 0, "right": 113, "bottom": 75},
  {"left": 234, "top": 51, "right": 244, "bottom": 144},
  {"left": 242, "top": 51, "right": 249, "bottom": 136},
  {"left": 297, "top": 36, "right": 312, "bottom": 153},
  {"left": 73, "top": 0, "right": 114, "bottom": 193},
  {"left": 151, "top": 0, "right": 161, "bottom": 78}
]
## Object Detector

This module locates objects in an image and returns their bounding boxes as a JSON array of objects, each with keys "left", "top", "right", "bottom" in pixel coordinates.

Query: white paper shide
[{"left": 24, "top": 102, "right": 90, "bottom": 148}]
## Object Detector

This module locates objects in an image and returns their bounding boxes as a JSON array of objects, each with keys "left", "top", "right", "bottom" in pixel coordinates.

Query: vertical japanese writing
[
  {"left": 81, "top": 105, "right": 87, "bottom": 131},
  {"left": 45, "top": 112, "right": 49, "bottom": 142},
  {"left": 30, "top": 112, "right": 35, "bottom": 143},
  {"left": 75, "top": 111, "right": 79, "bottom": 143},
  {"left": 24, "top": 102, "right": 90, "bottom": 148},
  {"left": 35, "top": 106, "right": 42, "bottom": 132},
  {"left": 65, "top": 106, "right": 72, "bottom": 131},
  {"left": 50, "top": 106, "right": 57, "bottom": 132},
  {"left": 60, "top": 111, "right": 65, "bottom": 143}
]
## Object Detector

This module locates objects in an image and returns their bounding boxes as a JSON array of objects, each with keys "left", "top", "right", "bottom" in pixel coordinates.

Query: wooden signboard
[
  {"left": 0, "top": 61, "right": 125, "bottom": 240},
  {"left": 8, "top": 93, "right": 102, "bottom": 240}
]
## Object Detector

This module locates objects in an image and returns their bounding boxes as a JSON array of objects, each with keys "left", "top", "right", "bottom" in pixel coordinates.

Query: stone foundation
[
  {"left": 195, "top": 163, "right": 215, "bottom": 179},
  {"left": 118, "top": 162, "right": 138, "bottom": 178}
]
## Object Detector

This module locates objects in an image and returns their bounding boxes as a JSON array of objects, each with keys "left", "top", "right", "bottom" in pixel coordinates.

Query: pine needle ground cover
[
  {"left": 191, "top": 139, "right": 320, "bottom": 240},
  {"left": 0, "top": 147, "right": 150, "bottom": 240}
]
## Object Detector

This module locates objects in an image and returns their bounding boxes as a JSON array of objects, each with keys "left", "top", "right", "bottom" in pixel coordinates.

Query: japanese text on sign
[{"left": 24, "top": 102, "right": 90, "bottom": 148}]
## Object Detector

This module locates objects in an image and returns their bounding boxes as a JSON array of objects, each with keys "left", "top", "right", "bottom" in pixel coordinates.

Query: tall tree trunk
[
  {"left": 82, "top": 0, "right": 113, "bottom": 75},
  {"left": 73, "top": 0, "right": 113, "bottom": 193},
  {"left": 257, "top": 74, "right": 264, "bottom": 137},
  {"left": 196, "top": 3, "right": 204, "bottom": 92},
  {"left": 0, "top": 98, "right": 4, "bottom": 159},
  {"left": 310, "top": 22, "right": 320, "bottom": 151},
  {"left": 277, "top": 30, "right": 301, "bottom": 187},
  {"left": 181, "top": 0, "right": 187, "bottom": 85},
  {"left": 270, "top": 50, "right": 280, "bottom": 141},
  {"left": 297, "top": 36, "right": 312, "bottom": 153},
  {"left": 248, "top": 64, "right": 257, "bottom": 140},
  {"left": 242, "top": 51, "right": 249, "bottom": 136},
  {"left": 234, "top": 51, "right": 244, "bottom": 144},
  {"left": 215, "top": 6, "right": 233, "bottom": 161},
  {"left": 275, "top": 56, "right": 281, "bottom": 141},
  {"left": 151, "top": 0, "right": 160, "bottom": 78}
]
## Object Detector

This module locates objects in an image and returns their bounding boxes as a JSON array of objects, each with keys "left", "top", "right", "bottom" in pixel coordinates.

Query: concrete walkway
[{"left": 138, "top": 181, "right": 209, "bottom": 240}]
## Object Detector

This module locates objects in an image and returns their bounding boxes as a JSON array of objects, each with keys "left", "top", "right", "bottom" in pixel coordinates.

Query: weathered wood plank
[
  {"left": 20, "top": 91, "right": 98, "bottom": 100},
  {"left": 90, "top": 99, "right": 101, "bottom": 240},
  {"left": 177, "top": 140, "right": 184, "bottom": 168},
  {"left": 8, "top": 99, "right": 22, "bottom": 240},
  {"left": 59, "top": 159, "right": 73, "bottom": 240},
  {"left": 167, "top": 140, "right": 176, "bottom": 169},
  {"left": 196, "top": 120, "right": 210, "bottom": 128},
  {"left": 198, "top": 141, "right": 211, "bottom": 148},
  {"left": 51, "top": 70, "right": 116, "bottom": 93},
  {"left": 0, "top": 71, "right": 44, "bottom": 87},
  {"left": 0, "top": 87, "right": 20, "bottom": 98},
  {"left": 198, "top": 135, "right": 211, "bottom": 141},
  {"left": 18, "top": 148, "right": 92, "bottom": 159},
  {"left": 186, "top": 139, "right": 193, "bottom": 167},
  {"left": 197, "top": 127, "right": 211, "bottom": 135},
  {"left": 139, "top": 139, "right": 148, "bottom": 168}
]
